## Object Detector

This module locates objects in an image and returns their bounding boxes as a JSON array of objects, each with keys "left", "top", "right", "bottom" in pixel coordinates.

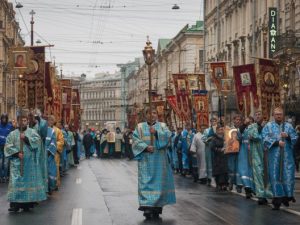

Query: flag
[
  {"left": 258, "top": 59, "right": 281, "bottom": 120},
  {"left": 233, "top": 64, "right": 259, "bottom": 116},
  {"left": 210, "top": 62, "right": 227, "bottom": 91},
  {"left": 172, "top": 73, "right": 191, "bottom": 122}
]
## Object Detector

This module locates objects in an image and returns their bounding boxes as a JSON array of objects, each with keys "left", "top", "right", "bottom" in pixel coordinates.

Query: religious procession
[{"left": 2, "top": 1, "right": 300, "bottom": 225}]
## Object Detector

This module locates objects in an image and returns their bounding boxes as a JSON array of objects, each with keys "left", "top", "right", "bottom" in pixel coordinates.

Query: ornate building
[
  {"left": 80, "top": 72, "right": 122, "bottom": 130},
  {"left": 0, "top": 0, "right": 24, "bottom": 118},
  {"left": 205, "top": 0, "right": 300, "bottom": 123}
]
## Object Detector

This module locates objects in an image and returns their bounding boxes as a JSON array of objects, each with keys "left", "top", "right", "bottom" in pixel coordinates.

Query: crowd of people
[
  {"left": 82, "top": 127, "right": 134, "bottom": 160},
  {"left": 167, "top": 107, "right": 299, "bottom": 210},
  {"left": 0, "top": 110, "right": 82, "bottom": 212},
  {"left": 1, "top": 106, "right": 299, "bottom": 218}
]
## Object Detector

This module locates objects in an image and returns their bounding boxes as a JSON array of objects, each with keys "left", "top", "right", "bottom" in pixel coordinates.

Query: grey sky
[{"left": 13, "top": 0, "right": 203, "bottom": 77}]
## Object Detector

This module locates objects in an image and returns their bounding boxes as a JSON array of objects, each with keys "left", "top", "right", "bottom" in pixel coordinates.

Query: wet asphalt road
[{"left": 1, "top": 158, "right": 300, "bottom": 225}]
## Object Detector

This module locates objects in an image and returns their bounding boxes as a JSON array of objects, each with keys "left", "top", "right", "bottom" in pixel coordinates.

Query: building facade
[
  {"left": 205, "top": 0, "right": 300, "bottom": 122},
  {"left": 80, "top": 72, "right": 122, "bottom": 130},
  {"left": 0, "top": 0, "right": 24, "bottom": 118}
]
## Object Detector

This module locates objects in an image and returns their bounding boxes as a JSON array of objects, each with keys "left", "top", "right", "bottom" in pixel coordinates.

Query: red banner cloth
[
  {"left": 172, "top": 74, "right": 191, "bottom": 122},
  {"left": 258, "top": 59, "right": 281, "bottom": 120},
  {"left": 210, "top": 62, "right": 227, "bottom": 91},
  {"left": 233, "top": 64, "right": 259, "bottom": 115}
]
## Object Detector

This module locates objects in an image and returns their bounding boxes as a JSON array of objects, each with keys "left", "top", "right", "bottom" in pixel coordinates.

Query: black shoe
[
  {"left": 282, "top": 197, "right": 289, "bottom": 207},
  {"left": 199, "top": 178, "right": 207, "bottom": 184},
  {"left": 272, "top": 198, "right": 282, "bottom": 210},
  {"left": 245, "top": 188, "right": 253, "bottom": 199},
  {"left": 143, "top": 210, "right": 152, "bottom": 220},
  {"left": 236, "top": 185, "right": 242, "bottom": 193},
  {"left": 228, "top": 183, "right": 233, "bottom": 191},
  {"left": 258, "top": 198, "right": 268, "bottom": 205},
  {"left": 8, "top": 207, "right": 19, "bottom": 212},
  {"left": 207, "top": 179, "right": 211, "bottom": 186}
]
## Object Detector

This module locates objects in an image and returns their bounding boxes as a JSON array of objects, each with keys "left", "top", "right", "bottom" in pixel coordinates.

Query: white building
[{"left": 80, "top": 72, "right": 122, "bottom": 129}]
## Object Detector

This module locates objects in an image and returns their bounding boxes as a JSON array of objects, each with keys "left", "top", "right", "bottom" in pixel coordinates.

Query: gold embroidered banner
[
  {"left": 210, "top": 62, "right": 227, "bottom": 91},
  {"left": 172, "top": 73, "right": 191, "bottom": 122},
  {"left": 233, "top": 64, "right": 259, "bottom": 116},
  {"left": 259, "top": 59, "right": 281, "bottom": 120}
]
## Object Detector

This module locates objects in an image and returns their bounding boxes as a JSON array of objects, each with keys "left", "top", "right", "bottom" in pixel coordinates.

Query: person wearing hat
[
  {"left": 132, "top": 106, "right": 175, "bottom": 220},
  {"left": 0, "top": 113, "right": 13, "bottom": 183},
  {"left": 4, "top": 109, "right": 46, "bottom": 212},
  {"left": 262, "top": 107, "right": 298, "bottom": 210}
]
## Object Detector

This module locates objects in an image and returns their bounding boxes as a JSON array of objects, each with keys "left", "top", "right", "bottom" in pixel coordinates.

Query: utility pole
[{"left": 30, "top": 10, "right": 36, "bottom": 46}]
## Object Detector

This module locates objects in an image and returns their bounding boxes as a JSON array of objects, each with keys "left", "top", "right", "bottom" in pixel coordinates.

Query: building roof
[
  {"left": 186, "top": 20, "right": 204, "bottom": 33},
  {"left": 157, "top": 39, "right": 171, "bottom": 53}
]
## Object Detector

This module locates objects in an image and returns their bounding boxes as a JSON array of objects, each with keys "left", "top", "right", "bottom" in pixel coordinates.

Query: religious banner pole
[{"left": 143, "top": 37, "right": 155, "bottom": 145}]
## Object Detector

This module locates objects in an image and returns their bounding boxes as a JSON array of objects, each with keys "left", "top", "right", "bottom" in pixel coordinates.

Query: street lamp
[{"left": 143, "top": 36, "right": 155, "bottom": 144}]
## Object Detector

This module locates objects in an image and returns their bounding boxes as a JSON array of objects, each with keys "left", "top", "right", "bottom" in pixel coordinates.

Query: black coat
[
  {"left": 210, "top": 134, "right": 228, "bottom": 176},
  {"left": 83, "top": 133, "right": 93, "bottom": 150}
]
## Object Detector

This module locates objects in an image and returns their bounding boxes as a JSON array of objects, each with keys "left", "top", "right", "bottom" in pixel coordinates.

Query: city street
[{"left": 1, "top": 158, "right": 300, "bottom": 225}]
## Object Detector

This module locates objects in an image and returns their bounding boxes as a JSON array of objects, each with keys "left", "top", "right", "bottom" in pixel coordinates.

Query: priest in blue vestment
[
  {"left": 4, "top": 109, "right": 46, "bottom": 212},
  {"left": 132, "top": 106, "right": 176, "bottom": 220},
  {"left": 262, "top": 107, "right": 298, "bottom": 210}
]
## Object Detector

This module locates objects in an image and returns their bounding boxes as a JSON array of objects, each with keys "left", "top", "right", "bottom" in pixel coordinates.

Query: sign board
[{"left": 269, "top": 7, "right": 277, "bottom": 58}]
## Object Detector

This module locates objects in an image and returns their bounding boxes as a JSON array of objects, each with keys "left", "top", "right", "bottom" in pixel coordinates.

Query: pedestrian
[
  {"left": 95, "top": 130, "right": 101, "bottom": 158},
  {"left": 190, "top": 126, "right": 206, "bottom": 183},
  {"left": 0, "top": 113, "right": 13, "bottom": 183},
  {"left": 237, "top": 116, "right": 255, "bottom": 198},
  {"left": 132, "top": 106, "right": 176, "bottom": 220},
  {"left": 83, "top": 129, "right": 93, "bottom": 159},
  {"left": 65, "top": 124, "right": 75, "bottom": 168},
  {"left": 48, "top": 116, "right": 64, "bottom": 189},
  {"left": 100, "top": 129, "right": 109, "bottom": 158},
  {"left": 171, "top": 128, "right": 179, "bottom": 173},
  {"left": 210, "top": 124, "right": 228, "bottom": 191},
  {"left": 28, "top": 110, "right": 49, "bottom": 194},
  {"left": 262, "top": 107, "right": 298, "bottom": 210},
  {"left": 202, "top": 117, "right": 218, "bottom": 185},
  {"left": 72, "top": 129, "right": 80, "bottom": 164},
  {"left": 180, "top": 123, "right": 193, "bottom": 176},
  {"left": 4, "top": 109, "right": 46, "bottom": 212},
  {"left": 174, "top": 127, "right": 183, "bottom": 174},
  {"left": 227, "top": 114, "right": 243, "bottom": 192},
  {"left": 248, "top": 111, "right": 273, "bottom": 205},
  {"left": 294, "top": 125, "right": 300, "bottom": 172},
  {"left": 107, "top": 130, "right": 115, "bottom": 157},
  {"left": 115, "top": 127, "right": 123, "bottom": 158}
]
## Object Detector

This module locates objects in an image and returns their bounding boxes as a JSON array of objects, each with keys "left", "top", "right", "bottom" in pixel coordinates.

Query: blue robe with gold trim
[
  {"left": 45, "top": 127, "right": 57, "bottom": 191},
  {"left": 4, "top": 128, "right": 47, "bottom": 202},
  {"left": 132, "top": 122, "right": 176, "bottom": 208},
  {"left": 262, "top": 121, "right": 298, "bottom": 197}
]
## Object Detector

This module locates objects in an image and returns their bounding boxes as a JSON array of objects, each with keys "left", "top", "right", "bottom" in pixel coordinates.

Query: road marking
[
  {"left": 71, "top": 208, "right": 82, "bottom": 225},
  {"left": 76, "top": 178, "right": 82, "bottom": 184}
]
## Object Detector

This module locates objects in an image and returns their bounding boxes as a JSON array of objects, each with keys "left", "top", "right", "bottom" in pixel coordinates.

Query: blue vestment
[
  {"left": 45, "top": 127, "right": 57, "bottom": 191},
  {"left": 4, "top": 128, "right": 47, "bottom": 202},
  {"left": 132, "top": 122, "right": 176, "bottom": 208},
  {"left": 237, "top": 127, "right": 254, "bottom": 190},
  {"left": 262, "top": 121, "right": 298, "bottom": 197},
  {"left": 0, "top": 122, "right": 13, "bottom": 179}
]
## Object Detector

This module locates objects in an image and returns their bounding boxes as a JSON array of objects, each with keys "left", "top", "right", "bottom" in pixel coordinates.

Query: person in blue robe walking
[
  {"left": 45, "top": 124, "right": 57, "bottom": 193},
  {"left": 262, "top": 107, "right": 298, "bottom": 210},
  {"left": 0, "top": 114, "right": 13, "bottom": 183},
  {"left": 4, "top": 109, "right": 46, "bottom": 212},
  {"left": 132, "top": 106, "right": 176, "bottom": 220},
  {"left": 237, "top": 116, "right": 255, "bottom": 198},
  {"left": 180, "top": 123, "right": 193, "bottom": 176}
]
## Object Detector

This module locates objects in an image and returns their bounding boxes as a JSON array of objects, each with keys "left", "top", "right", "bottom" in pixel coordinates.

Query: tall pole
[
  {"left": 148, "top": 65, "right": 154, "bottom": 145},
  {"left": 30, "top": 10, "right": 36, "bottom": 46}
]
